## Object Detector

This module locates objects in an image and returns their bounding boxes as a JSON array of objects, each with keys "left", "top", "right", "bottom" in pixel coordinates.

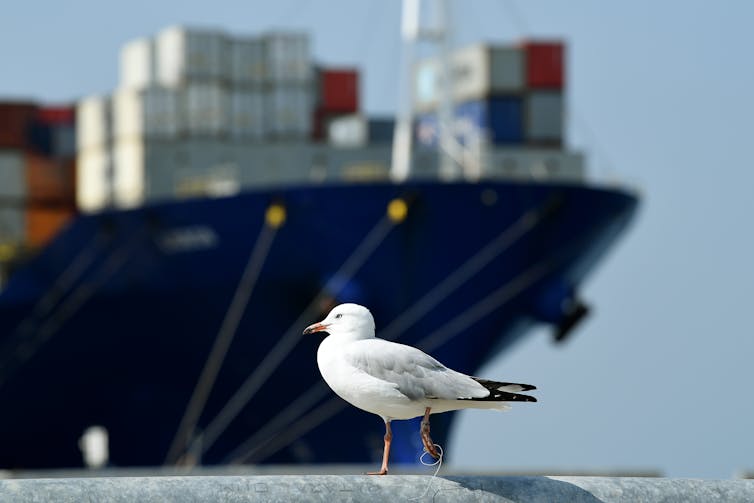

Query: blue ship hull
[{"left": 0, "top": 179, "right": 637, "bottom": 469}]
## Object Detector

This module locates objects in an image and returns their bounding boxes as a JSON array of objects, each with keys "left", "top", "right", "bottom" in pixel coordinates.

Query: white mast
[{"left": 391, "top": 0, "right": 457, "bottom": 182}]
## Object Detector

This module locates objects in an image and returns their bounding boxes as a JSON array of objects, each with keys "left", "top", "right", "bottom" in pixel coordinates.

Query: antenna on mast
[{"left": 391, "top": 0, "right": 458, "bottom": 182}]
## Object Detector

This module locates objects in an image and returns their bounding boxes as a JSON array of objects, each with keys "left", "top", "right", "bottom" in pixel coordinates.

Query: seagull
[{"left": 303, "top": 303, "right": 537, "bottom": 475}]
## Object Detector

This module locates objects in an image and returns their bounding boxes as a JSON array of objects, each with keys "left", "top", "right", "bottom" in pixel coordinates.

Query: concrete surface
[{"left": 1, "top": 475, "right": 753, "bottom": 502}]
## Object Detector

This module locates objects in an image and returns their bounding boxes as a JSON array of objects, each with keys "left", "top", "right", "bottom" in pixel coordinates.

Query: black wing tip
[
  {"left": 493, "top": 391, "right": 537, "bottom": 402},
  {"left": 473, "top": 378, "right": 537, "bottom": 392},
  {"left": 461, "top": 391, "right": 537, "bottom": 403}
]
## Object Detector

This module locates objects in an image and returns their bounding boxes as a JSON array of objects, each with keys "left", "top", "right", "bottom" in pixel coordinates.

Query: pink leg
[{"left": 367, "top": 420, "right": 392, "bottom": 475}]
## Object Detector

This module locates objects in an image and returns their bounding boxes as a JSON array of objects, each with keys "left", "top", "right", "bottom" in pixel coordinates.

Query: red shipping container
[
  {"left": 318, "top": 69, "right": 359, "bottom": 113},
  {"left": 524, "top": 41, "right": 564, "bottom": 89},
  {"left": 36, "top": 106, "right": 75, "bottom": 125},
  {"left": 0, "top": 102, "right": 38, "bottom": 148}
]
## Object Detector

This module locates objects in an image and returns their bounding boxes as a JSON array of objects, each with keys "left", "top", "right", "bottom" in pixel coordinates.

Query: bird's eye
[{"left": 335, "top": 313, "right": 343, "bottom": 319}]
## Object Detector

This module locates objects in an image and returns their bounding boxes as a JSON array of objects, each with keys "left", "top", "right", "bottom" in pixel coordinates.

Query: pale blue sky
[{"left": 3, "top": 0, "right": 753, "bottom": 478}]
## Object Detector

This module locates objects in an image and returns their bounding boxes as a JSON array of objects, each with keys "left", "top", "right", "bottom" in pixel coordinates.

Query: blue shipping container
[{"left": 415, "top": 96, "right": 523, "bottom": 148}]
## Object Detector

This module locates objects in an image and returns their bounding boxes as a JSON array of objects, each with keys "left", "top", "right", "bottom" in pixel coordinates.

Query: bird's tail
[{"left": 468, "top": 378, "right": 537, "bottom": 403}]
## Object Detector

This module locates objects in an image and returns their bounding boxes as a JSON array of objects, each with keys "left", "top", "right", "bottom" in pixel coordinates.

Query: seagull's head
[{"left": 303, "top": 303, "right": 376, "bottom": 340}]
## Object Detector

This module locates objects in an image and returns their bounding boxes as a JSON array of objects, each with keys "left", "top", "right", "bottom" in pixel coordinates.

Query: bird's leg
[
  {"left": 420, "top": 407, "right": 440, "bottom": 459},
  {"left": 367, "top": 420, "right": 392, "bottom": 475}
]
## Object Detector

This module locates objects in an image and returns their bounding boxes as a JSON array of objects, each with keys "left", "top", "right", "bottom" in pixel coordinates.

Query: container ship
[{"left": 0, "top": 18, "right": 638, "bottom": 470}]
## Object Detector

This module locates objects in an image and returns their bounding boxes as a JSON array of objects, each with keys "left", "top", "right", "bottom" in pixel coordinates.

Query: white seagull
[{"left": 303, "top": 303, "right": 537, "bottom": 475}]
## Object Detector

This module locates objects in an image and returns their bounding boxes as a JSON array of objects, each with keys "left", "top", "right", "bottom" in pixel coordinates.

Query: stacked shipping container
[
  {"left": 0, "top": 103, "right": 78, "bottom": 250},
  {"left": 414, "top": 41, "right": 565, "bottom": 149},
  {"left": 229, "top": 37, "right": 265, "bottom": 140},
  {"left": 78, "top": 26, "right": 360, "bottom": 210}
]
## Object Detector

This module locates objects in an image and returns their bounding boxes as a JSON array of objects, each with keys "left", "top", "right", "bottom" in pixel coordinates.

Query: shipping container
[
  {"left": 326, "top": 116, "right": 393, "bottom": 147},
  {"left": 28, "top": 106, "right": 76, "bottom": 157},
  {"left": 452, "top": 44, "right": 525, "bottom": 101},
  {"left": 25, "top": 153, "right": 76, "bottom": 205},
  {"left": 0, "top": 102, "right": 37, "bottom": 149},
  {"left": 328, "top": 114, "right": 367, "bottom": 147},
  {"left": 414, "top": 45, "right": 525, "bottom": 110},
  {"left": 25, "top": 207, "right": 75, "bottom": 248},
  {"left": 120, "top": 37, "right": 156, "bottom": 89},
  {"left": 183, "top": 82, "right": 229, "bottom": 136},
  {"left": 0, "top": 149, "right": 26, "bottom": 198},
  {"left": 317, "top": 68, "right": 359, "bottom": 112},
  {"left": 76, "top": 95, "right": 112, "bottom": 151},
  {"left": 525, "top": 92, "right": 563, "bottom": 145},
  {"left": 263, "top": 32, "right": 312, "bottom": 83},
  {"left": 36, "top": 106, "right": 75, "bottom": 125},
  {"left": 113, "top": 140, "right": 146, "bottom": 208},
  {"left": 230, "top": 37, "right": 265, "bottom": 85},
  {"left": 266, "top": 85, "right": 313, "bottom": 139},
  {"left": 24, "top": 143, "right": 77, "bottom": 248},
  {"left": 367, "top": 118, "right": 395, "bottom": 144},
  {"left": 76, "top": 147, "right": 113, "bottom": 212},
  {"left": 416, "top": 96, "right": 524, "bottom": 147},
  {"left": 27, "top": 122, "right": 76, "bottom": 158},
  {"left": 157, "top": 26, "right": 229, "bottom": 86},
  {"left": 229, "top": 88, "right": 265, "bottom": 140},
  {"left": 53, "top": 124, "right": 77, "bottom": 158},
  {"left": 523, "top": 41, "right": 564, "bottom": 89},
  {"left": 0, "top": 150, "right": 26, "bottom": 245},
  {"left": 0, "top": 206, "right": 24, "bottom": 245},
  {"left": 113, "top": 87, "right": 180, "bottom": 140}
]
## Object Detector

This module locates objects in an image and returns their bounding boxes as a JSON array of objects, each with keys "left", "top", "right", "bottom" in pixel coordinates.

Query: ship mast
[{"left": 391, "top": 0, "right": 458, "bottom": 182}]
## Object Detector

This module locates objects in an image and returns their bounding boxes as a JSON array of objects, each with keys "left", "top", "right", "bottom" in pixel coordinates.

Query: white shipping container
[
  {"left": 229, "top": 89, "right": 265, "bottom": 140},
  {"left": 263, "top": 32, "right": 312, "bottom": 83},
  {"left": 414, "top": 44, "right": 525, "bottom": 110},
  {"left": 120, "top": 37, "right": 156, "bottom": 89},
  {"left": 526, "top": 92, "right": 563, "bottom": 142},
  {"left": 266, "top": 86, "right": 313, "bottom": 139},
  {"left": 157, "top": 26, "right": 229, "bottom": 86},
  {"left": 113, "top": 87, "right": 180, "bottom": 140},
  {"left": 230, "top": 37, "right": 265, "bottom": 85},
  {"left": 183, "top": 83, "right": 229, "bottom": 136},
  {"left": 77, "top": 147, "right": 113, "bottom": 212},
  {"left": 328, "top": 114, "right": 367, "bottom": 147},
  {"left": 453, "top": 44, "right": 524, "bottom": 100},
  {"left": 113, "top": 140, "right": 146, "bottom": 208},
  {"left": 76, "top": 95, "right": 111, "bottom": 151}
]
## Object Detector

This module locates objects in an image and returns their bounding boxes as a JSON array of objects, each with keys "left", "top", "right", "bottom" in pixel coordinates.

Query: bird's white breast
[{"left": 317, "top": 337, "right": 423, "bottom": 420}]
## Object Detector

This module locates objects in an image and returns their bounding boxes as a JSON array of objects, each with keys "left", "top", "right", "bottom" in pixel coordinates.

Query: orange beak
[{"left": 303, "top": 322, "right": 330, "bottom": 335}]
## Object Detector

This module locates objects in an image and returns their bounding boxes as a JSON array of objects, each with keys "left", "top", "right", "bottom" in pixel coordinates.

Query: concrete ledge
[{"left": 1, "top": 475, "right": 753, "bottom": 502}]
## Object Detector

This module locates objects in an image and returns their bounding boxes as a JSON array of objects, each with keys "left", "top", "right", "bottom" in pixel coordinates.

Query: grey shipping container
[
  {"left": 263, "top": 32, "right": 312, "bottom": 83},
  {"left": 526, "top": 92, "right": 563, "bottom": 145},
  {"left": 157, "top": 26, "right": 229, "bottom": 86},
  {"left": 230, "top": 37, "right": 266, "bottom": 85},
  {"left": 0, "top": 149, "right": 25, "bottom": 243}
]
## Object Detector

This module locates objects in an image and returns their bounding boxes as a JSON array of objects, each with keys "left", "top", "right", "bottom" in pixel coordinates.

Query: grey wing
[{"left": 345, "top": 339, "right": 489, "bottom": 401}]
